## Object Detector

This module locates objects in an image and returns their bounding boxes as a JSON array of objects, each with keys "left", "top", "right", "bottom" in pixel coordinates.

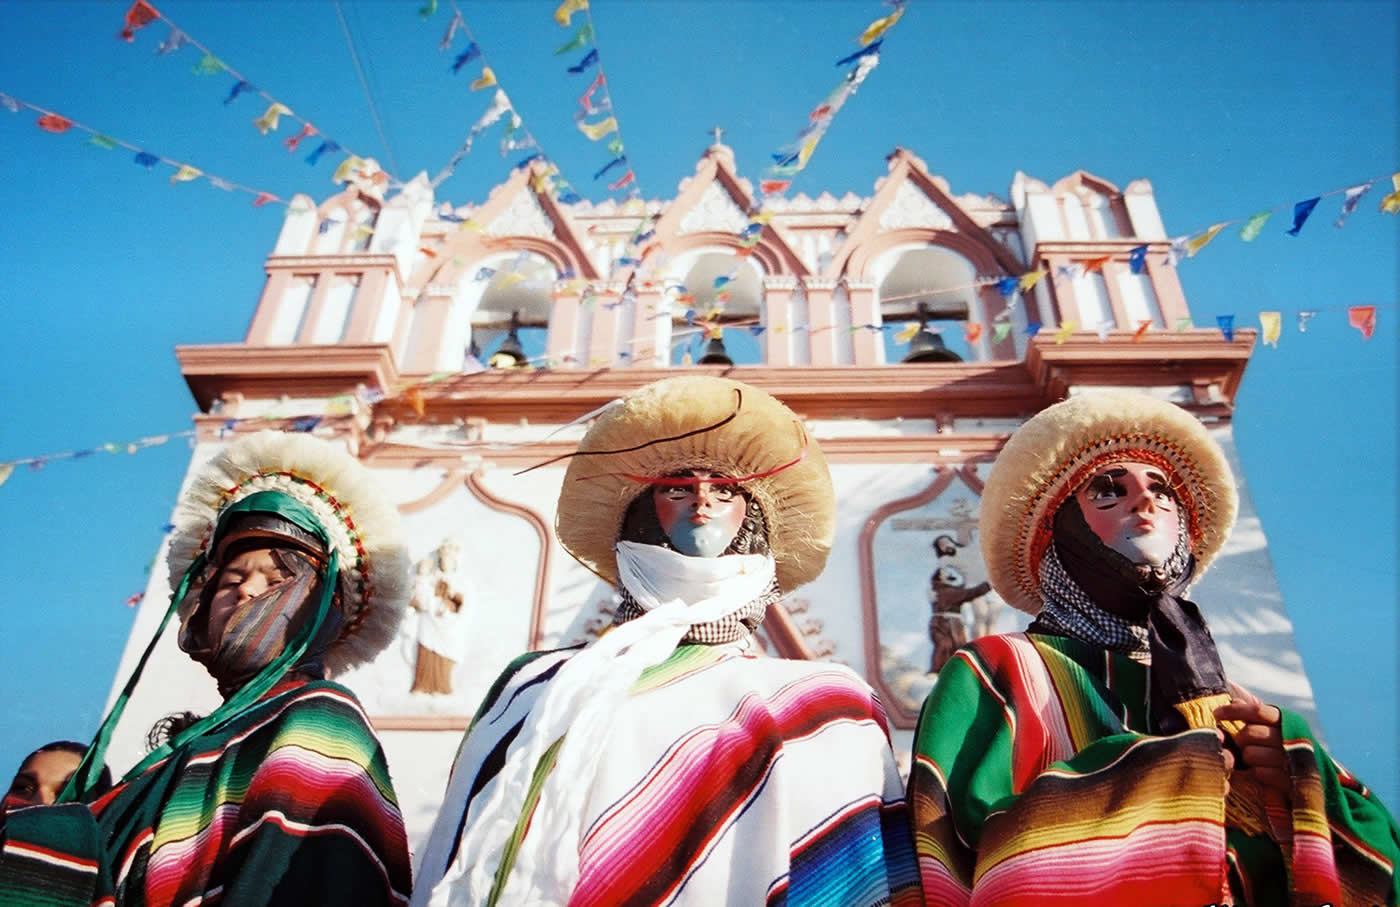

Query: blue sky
[{"left": 0, "top": 1, "right": 1395, "bottom": 806}]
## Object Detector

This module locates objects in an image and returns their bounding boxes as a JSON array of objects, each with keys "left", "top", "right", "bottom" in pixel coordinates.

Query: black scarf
[{"left": 1033, "top": 497, "right": 1230, "bottom": 735}]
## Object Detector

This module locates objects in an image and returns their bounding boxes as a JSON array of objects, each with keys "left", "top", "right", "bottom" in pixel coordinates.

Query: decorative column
[
  {"left": 845, "top": 280, "right": 881, "bottom": 365},
  {"left": 763, "top": 276, "right": 796, "bottom": 366},
  {"left": 245, "top": 270, "right": 294, "bottom": 344},
  {"left": 547, "top": 287, "right": 583, "bottom": 368},
  {"left": 801, "top": 277, "right": 839, "bottom": 366}
]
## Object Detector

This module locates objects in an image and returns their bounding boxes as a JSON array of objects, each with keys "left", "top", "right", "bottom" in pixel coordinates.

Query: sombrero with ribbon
[
  {"left": 979, "top": 390, "right": 1238, "bottom": 614},
  {"left": 555, "top": 376, "right": 834, "bottom": 593}
]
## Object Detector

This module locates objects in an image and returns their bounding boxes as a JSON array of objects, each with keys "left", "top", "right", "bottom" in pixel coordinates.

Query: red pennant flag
[
  {"left": 36, "top": 113, "right": 74, "bottom": 133},
  {"left": 760, "top": 179, "right": 791, "bottom": 195},
  {"left": 607, "top": 170, "right": 635, "bottom": 191},
  {"left": 638, "top": 242, "right": 660, "bottom": 260},
  {"left": 124, "top": 592, "right": 144, "bottom": 608},
  {"left": 1083, "top": 255, "right": 1111, "bottom": 274},
  {"left": 252, "top": 192, "right": 276, "bottom": 207},
  {"left": 120, "top": 0, "right": 159, "bottom": 41},
  {"left": 1348, "top": 305, "right": 1376, "bottom": 340},
  {"left": 1132, "top": 320, "right": 1152, "bottom": 342},
  {"left": 284, "top": 123, "right": 317, "bottom": 152},
  {"left": 965, "top": 322, "right": 983, "bottom": 344}
]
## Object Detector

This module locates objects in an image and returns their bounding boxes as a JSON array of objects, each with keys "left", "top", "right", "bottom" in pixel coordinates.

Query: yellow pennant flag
[
  {"left": 494, "top": 272, "right": 525, "bottom": 290},
  {"left": 0, "top": 463, "right": 13, "bottom": 488},
  {"left": 470, "top": 67, "right": 497, "bottom": 91},
  {"left": 554, "top": 0, "right": 588, "bottom": 27},
  {"left": 1380, "top": 173, "right": 1400, "bottom": 214},
  {"left": 796, "top": 135, "right": 820, "bottom": 170},
  {"left": 894, "top": 322, "right": 920, "bottom": 344},
  {"left": 858, "top": 6, "right": 904, "bottom": 46},
  {"left": 1054, "top": 320, "right": 1077, "bottom": 345},
  {"left": 577, "top": 116, "right": 618, "bottom": 141},
  {"left": 1185, "top": 222, "right": 1226, "bottom": 257},
  {"left": 253, "top": 103, "right": 291, "bottom": 135},
  {"left": 1018, "top": 269, "right": 1047, "bottom": 292},
  {"left": 332, "top": 155, "right": 366, "bottom": 183},
  {"left": 751, "top": 210, "right": 774, "bottom": 225},
  {"left": 1259, "top": 311, "right": 1282, "bottom": 347},
  {"left": 351, "top": 225, "right": 374, "bottom": 241},
  {"left": 169, "top": 164, "right": 202, "bottom": 185}
]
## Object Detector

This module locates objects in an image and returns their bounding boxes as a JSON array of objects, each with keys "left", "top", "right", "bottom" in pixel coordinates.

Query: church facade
[{"left": 110, "top": 144, "right": 1307, "bottom": 852}]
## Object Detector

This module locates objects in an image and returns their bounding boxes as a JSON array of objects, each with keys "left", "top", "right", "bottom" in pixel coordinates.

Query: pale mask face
[
  {"left": 1073, "top": 461, "right": 1183, "bottom": 566},
  {"left": 207, "top": 548, "right": 292, "bottom": 646},
  {"left": 651, "top": 471, "right": 748, "bottom": 558}
]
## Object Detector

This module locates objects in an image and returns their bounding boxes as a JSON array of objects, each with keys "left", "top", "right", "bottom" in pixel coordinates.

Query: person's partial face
[
  {"left": 207, "top": 548, "right": 291, "bottom": 645},
  {"left": 1073, "top": 461, "right": 1183, "bottom": 566},
  {"left": 651, "top": 471, "right": 748, "bottom": 558},
  {"left": 7, "top": 749, "right": 81, "bottom": 807}
]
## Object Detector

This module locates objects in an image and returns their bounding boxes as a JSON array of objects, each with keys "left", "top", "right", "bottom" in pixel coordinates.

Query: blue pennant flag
[
  {"left": 996, "top": 276, "right": 1019, "bottom": 297},
  {"left": 558, "top": 190, "right": 583, "bottom": 204},
  {"left": 1026, "top": 321, "right": 1042, "bottom": 337},
  {"left": 1129, "top": 245, "right": 1148, "bottom": 274},
  {"left": 305, "top": 140, "right": 340, "bottom": 166},
  {"left": 835, "top": 39, "right": 882, "bottom": 67},
  {"left": 133, "top": 151, "right": 159, "bottom": 170},
  {"left": 568, "top": 49, "right": 599, "bottom": 74},
  {"left": 451, "top": 43, "right": 481, "bottom": 74},
  {"left": 1216, "top": 314, "right": 1235, "bottom": 341},
  {"left": 1286, "top": 197, "right": 1320, "bottom": 236},
  {"left": 290, "top": 416, "right": 322, "bottom": 432},
  {"left": 593, "top": 156, "right": 625, "bottom": 180},
  {"left": 513, "top": 151, "right": 545, "bottom": 170},
  {"left": 223, "top": 80, "right": 254, "bottom": 105}
]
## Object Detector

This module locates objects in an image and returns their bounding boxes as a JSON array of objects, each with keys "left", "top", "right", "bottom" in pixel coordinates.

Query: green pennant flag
[
  {"left": 1174, "top": 317, "right": 1193, "bottom": 332},
  {"left": 992, "top": 322, "right": 1012, "bottom": 343},
  {"left": 1239, "top": 210, "right": 1271, "bottom": 241},
  {"left": 87, "top": 134, "right": 118, "bottom": 151},
  {"left": 606, "top": 136, "right": 624, "bottom": 155},
  {"left": 191, "top": 53, "right": 225, "bottom": 76},
  {"left": 554, "top": 23, "right": 594, "bottom": 55}
]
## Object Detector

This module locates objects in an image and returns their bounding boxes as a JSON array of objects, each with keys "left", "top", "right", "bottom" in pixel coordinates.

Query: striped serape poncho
[
  {"left": 416, "top": 643, "right": 923, "bottom": 906},
  {"left": 0, "top": 679, "right": 412, "bottom": 906},
  {"left": 909, "top": 632, "right": 1400, "bottom": 906}
]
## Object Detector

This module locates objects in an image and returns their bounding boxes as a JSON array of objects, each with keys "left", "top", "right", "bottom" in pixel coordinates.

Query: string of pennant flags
[
  {"left": 698, "top": 1, "right": 906, "bottom": 321},
  {"left": 0, "top": 91, "right": 291, "bottom": 206},
  {"left": 554, "top": 0, "right": 642, "bottom": 199},
  {"left": 116, "top": 0, "right": 392, "bottom": 188},
  {"left": 863, "top": 167, "right": 1400, "bottom": 349},
  {"left": 430, "top": 1, "right": 583, "bottom": 204}
]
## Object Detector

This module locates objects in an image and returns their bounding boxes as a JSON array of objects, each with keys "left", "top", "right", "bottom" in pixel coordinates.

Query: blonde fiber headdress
[
  {"left": 166, "top": 430, "right": 411, "bottom": 674},
  {"left": 979, "top": 391, "right": 1238, "bottom": 614}
]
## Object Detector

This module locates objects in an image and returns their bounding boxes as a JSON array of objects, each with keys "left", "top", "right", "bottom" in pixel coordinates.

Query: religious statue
[{"left": 409, "top": 540, "right": 469, "bottom": 695}]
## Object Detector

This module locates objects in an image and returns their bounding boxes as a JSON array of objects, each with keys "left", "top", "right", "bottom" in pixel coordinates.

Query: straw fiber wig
[
  {"left": 166, "top": 431, "right": 411, "bottom": 675},
  {"left": 980, "top": 391, "right": 1238, "bottom": 614},
  {"left": 556, "top": 376, "right": 834, "bottom": 593}
]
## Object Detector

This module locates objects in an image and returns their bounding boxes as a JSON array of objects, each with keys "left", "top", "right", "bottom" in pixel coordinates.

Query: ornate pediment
[
  {"left": 486, "top": 189, "right": 555, "bottom": 239},
  {"left": 677, "top": 181, "right": 750, "bottom": 236},
  {"left": 878, "top": 181, "right": 955, "bottom": 232}
]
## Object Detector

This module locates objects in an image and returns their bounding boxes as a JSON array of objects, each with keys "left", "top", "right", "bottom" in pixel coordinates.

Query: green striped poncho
[
  {"left": 908, "top": 632, "right": 1400, "bottom": 906},
  {"left": 0, "top": 679, "right": 411, "bottom": 906}
]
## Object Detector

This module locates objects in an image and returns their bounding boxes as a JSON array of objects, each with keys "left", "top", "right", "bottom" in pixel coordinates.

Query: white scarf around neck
[{"left": 424, "top": 541, "right": 776, "bottom": 906}]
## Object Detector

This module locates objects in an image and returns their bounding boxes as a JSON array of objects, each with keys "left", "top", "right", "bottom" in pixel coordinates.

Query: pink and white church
[{"left": 111, "top": 143, "right": 1308, "bottom": 856}]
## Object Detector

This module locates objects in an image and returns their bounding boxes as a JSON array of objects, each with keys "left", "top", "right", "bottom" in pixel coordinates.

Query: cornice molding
[{"left": 176, "top": 343, "right": 399, "bottom": 412}]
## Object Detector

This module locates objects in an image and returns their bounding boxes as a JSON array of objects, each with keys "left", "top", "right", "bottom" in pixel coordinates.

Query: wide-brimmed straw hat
[
  {"left": 166, "top": 430, "right": 411, "bottom": 674},
  {"left": 980, "top": 391, "right": 1238, "bottom": 614},
  {"left": 556, "top": 376, "right": 834, "bottom": 593}
]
